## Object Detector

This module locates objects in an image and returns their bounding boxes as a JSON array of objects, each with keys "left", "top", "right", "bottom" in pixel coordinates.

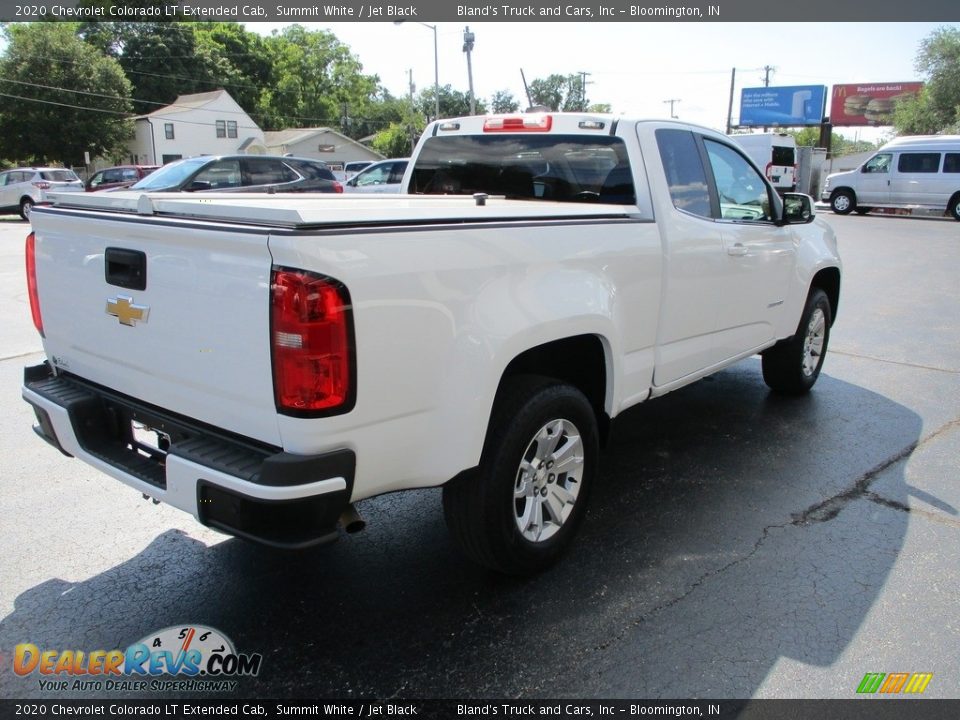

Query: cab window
[
  {"left": 703, "top": 140, "right": 772, "bottom": 221},
  {"left": 862, "top": 154, "right": 892, "bottom": 173},
  {"left": 655, "top": 128, "right": 711, "bottom": 218}
]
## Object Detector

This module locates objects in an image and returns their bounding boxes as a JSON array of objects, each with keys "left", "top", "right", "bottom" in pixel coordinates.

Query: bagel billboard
[{"left": 831, "top": 82, "right": 924, "bottom": 126}]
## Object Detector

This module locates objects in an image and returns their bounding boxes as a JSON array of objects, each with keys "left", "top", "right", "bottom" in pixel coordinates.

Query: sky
[{"left": 248, "top": 21, "right": 958, "bottom": 142}]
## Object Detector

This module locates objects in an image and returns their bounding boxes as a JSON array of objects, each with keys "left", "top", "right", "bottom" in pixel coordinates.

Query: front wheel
[
  {"left": 948, "top": 196, "right": 960, "bottom": 221},
  {"left": 830, "top": 190, "right": 855, "bottom": 215},
  {"left": 762, "top": 288, "right": 832, "bottom": 395},
  {"left": 442, "top": 376, "right": 598, "bottom": 575}
]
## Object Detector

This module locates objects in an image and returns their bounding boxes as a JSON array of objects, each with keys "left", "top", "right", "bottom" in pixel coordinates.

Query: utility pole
[
  {"left": 762, "top": 65, "right": 775, "bottom": 131},
  {"left": 726, "top": 67, "right": 736, "bottom": 134},
  {"left": 462, "top": 26, "right": 476, "bottom": 115},
  {"left": 663, "top": 98, "right": 681, "bottom": 119},
  {"left": 407, "top": 69, "right": 416, "bottom": 154},
  {"left": 577, "top": 71, "right": 592, "bottom": 111}
]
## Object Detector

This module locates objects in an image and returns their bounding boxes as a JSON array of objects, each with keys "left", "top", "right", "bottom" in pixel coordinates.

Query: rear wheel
[
  {"left": 762, "top": 288, "right": 832, "bottom": 395},
  {"left": 830, "top": 190, "right": 855, "bottom": 215},
  {"left": 442, "top": 376, "right": 598, "bottom": 575},
  {"left": 19, "top": 197, "right": 34, "bottom": 220}
]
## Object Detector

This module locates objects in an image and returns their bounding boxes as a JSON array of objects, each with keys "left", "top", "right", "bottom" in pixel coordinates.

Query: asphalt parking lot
[{"left": 0, "top": 210, "right": 958, "bottom": 701}]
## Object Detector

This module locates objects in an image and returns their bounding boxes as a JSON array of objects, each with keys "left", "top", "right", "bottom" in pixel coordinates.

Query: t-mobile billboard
[{"left": 739, "top": 86, "right": 827, "bottom": 127}]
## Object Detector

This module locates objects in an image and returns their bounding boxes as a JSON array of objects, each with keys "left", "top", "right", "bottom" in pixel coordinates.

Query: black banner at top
[{"left": 0, "top": 0, "right": 958, "bottom": 22}]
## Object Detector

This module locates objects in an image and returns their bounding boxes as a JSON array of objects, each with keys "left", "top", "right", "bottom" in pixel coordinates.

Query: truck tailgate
[{"left": 31, "top": 208, "right": 281, "bottom": 447}]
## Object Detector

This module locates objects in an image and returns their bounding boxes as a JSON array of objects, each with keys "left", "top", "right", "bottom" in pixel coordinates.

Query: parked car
[
  {"left": 344, "top": 158, "right": 408, "bottom": 193},
  {"left": 344, "top": 160, "right": 374, "bottom": 178},
  {"left": 128, "top": 155, "right": 343, "bottom": 194},
  {"left": 0, "top": 167, "right": 84, "bottom": 219},
  {"left": 86, "top": 165, "right": 159, "bottom": 192},
  {"left": 822, "top": 135, "right": 960, "bottom": 220}
]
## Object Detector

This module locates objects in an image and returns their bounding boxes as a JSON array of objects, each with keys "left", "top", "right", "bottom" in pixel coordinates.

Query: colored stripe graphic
[
  {"left": 857, "top": 673, "right": 885, "bottom": 693},
  {"left": 904, "top": 673, "right": 934, "bottom": 694},
  {"left": 856, "top": 672, "right": 933, "bottom": 694}
]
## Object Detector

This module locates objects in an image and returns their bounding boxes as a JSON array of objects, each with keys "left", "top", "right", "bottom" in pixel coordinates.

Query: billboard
[
  {"left": 830, "top": 82, "right": 924, "bottom": 126},
  {"left": 739, "top": 85, "right": 827, "bottom": 127}
]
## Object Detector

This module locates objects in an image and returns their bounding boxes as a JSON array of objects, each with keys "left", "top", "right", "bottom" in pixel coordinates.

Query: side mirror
[
  {"left": 781, "top": 192, "right": 815, "bottom": 224},
  {"left": 347, "top": 178, "right": 358, "bottom": 187},
  {"left": 185, "top": 180, "right": 212, "bottom": 192}
]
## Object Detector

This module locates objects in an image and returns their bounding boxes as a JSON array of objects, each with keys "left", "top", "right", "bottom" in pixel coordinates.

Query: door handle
[{"left": 727, "top": 243, "right": 748, "bottom": 257}]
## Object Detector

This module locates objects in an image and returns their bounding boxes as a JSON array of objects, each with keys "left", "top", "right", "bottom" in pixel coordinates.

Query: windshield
[
  {"left": 131, "top": 157, "right": 209, "bottom": 190},
  {"left": 408, "top": 135, "right": 635, "bottom": 204}
]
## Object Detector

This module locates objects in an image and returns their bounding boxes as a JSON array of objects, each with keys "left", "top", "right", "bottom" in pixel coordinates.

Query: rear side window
[
  {"left": 287, "top": 160, "right": 335, "bottom": 180},
  {"left": 244, "top": 158, "right": 298, "bottom": 185},
  {"left": 898, "top": 153, "right": 941, "bottom": 173},
  {"left": 40, "top": 170, "right": 79, "bottom": 182},
  {"left": 409, "top": 134, "right": 635, "bottom": 204},
  {"left": 942, "top": 153, "right": 960, "bottom": 173},
  {"left": 655, "top": 129, "right": 711, "bottom": 218}
]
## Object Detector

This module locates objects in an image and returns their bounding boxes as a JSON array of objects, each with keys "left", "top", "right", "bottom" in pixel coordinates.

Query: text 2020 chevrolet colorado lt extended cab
[{"left": 23, "top": 114, "right": 840, "bottom": 574}]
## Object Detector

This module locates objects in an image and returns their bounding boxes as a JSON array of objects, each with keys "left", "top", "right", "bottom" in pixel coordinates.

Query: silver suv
[{"left": 0, "top": 167, "right": 84, "bottom": 219}]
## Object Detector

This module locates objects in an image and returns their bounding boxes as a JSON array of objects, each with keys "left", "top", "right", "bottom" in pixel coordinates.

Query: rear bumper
[{"left": 22, "top": 363, "right": 354, "bottom": 549}]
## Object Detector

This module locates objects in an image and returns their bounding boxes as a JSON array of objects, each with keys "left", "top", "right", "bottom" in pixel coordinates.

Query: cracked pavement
[{"left": 1, "top": 213, "right": 958, "bottom": 700}]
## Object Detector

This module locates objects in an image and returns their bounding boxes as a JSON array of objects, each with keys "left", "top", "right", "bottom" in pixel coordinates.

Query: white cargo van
[
  {"left": 822, "top": 135, "right": 960, "bottom": 220},
  {"left": 732, "top": 133, "right": 798, "bottom": 192}
]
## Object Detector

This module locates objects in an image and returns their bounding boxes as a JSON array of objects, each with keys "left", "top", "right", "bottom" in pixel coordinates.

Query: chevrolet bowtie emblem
[{"left": 106, "top": 295, "right": 150, "bottom": 326}]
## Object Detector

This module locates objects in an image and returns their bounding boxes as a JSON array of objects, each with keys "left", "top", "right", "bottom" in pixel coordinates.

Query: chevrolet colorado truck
[{"left": 22, "top": 114, "right": 840, "bottom": 575}]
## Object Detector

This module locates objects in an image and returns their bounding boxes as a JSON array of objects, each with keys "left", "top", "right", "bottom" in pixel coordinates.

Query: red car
[{"left": 85, "top": 165, "right": 159, "bottom": 192}]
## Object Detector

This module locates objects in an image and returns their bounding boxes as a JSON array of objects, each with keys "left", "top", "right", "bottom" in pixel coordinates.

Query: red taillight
[
  {"left": 483, "top": 115, "right": 553, "bottom": 132},
  {"left": 271, "top": 268, "right": 354, "bottom": 414},
  {"left": 25, "top": 232, "right": 44, "bottom": 337},
  {"left": 32, "top": 181, "right": 51, "bottom": 190},
  {"left": 332, "top": 181, "right": 344, "bottom": 193}
]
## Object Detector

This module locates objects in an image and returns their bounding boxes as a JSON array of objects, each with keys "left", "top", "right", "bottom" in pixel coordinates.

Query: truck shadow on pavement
[{"left": 0, "top": 361, "right": 933, "bottom": 699}]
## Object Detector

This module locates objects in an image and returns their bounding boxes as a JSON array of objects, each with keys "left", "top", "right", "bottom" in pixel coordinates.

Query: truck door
[
  {"left": 650, "top": 128, "right": 726, "bottom": 386},
  {"left": 855, "top": 153, "right": 893, "bottom": 204},
  {"left": 700, "top": 138, "right": 796, "bottom": 359}
]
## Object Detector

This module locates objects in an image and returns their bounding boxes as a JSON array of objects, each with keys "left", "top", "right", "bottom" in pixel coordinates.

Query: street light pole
[
  {"left": 462, "top": 26, "right": 476, "bottom": 115},
  {"left": 394, "top": 21, "right": 440, "bottom": 121}
]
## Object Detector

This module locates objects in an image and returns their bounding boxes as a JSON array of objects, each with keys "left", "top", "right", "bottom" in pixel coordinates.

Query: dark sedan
[
  {"left": 129, "top": 155, "right": 343, "bottom": 194},
  {"left": 86, "top": 165, "right": 159, "bottom": 192}
]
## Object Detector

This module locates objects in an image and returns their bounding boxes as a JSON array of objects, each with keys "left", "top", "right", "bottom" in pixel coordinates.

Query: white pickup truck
[{"left": 23, "top": 114, "right": 840, "bottom": 575}]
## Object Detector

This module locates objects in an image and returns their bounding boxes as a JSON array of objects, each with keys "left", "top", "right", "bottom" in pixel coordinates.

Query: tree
[
  {"left": 371, "top": 119, "right": 423, "bottom": 158},
  {"left": 93, "top": 23, "right": 212, "bottom": 115},
  {"left": 417, "top": 84, "right": 487, "bottom": 119},
  {"left": 260, "top": 25, "right": 382, "bottom": 134},
  {"left": 528, "top": 74, "right": 592, "bottom": 112},
  {"left": 894, "top": 26, "right": 960, "bottom": 135},
  {"left": 0, "top": 23, "right": 133, "bottom": 165},
  {"left": 490, "top": 90, "right": 520, "bottom": 114}
]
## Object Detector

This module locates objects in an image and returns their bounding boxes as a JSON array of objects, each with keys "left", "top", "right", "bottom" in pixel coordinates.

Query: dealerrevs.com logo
[
  {"left": 13, "top": 625, "right": 262, "bottom": 693},
  {"left": 856, "top": 672, "right": 933, "bottom": 695}
]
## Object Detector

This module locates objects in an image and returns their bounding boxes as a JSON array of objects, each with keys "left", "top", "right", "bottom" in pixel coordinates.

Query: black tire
[
  {"left": 948, "top": 195, "right": 960, "bottom": 221},
  {"left": 854, "top": 207, "right": 872, "bottom": 215},
  {"left": 19, "top": 197, "right": 34, "bottom": 220},
  {"left": 442, "top": 376, "right": 598, "bottom": 575},
  {"left": 829, "top": 189, "right": 855, "bottom": 215},
  {"left": 762, "top": 288, "right": 832, "bottom": 395}
]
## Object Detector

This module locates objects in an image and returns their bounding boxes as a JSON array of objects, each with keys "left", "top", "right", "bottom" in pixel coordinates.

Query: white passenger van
[
  {"left": 822, "top": 135, "right": 960, "bottom": 220},
  {"left": 731, "top": 133, "right": 798, "bottom": 193}
]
